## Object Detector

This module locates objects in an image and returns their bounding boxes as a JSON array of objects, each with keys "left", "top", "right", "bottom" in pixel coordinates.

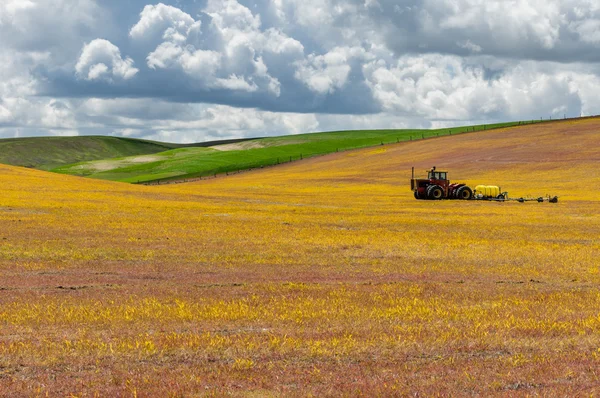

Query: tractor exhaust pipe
[{"left": 412, "top": 166, "right": 414, "bottom": 180}]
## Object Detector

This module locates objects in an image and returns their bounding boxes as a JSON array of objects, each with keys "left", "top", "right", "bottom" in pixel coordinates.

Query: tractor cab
[{"left": 428, "top": 167, "right": 447, "bottom": 182}]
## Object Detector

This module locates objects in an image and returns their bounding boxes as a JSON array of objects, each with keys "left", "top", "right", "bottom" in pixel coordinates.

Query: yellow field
[{"left": 1, "top": 119, "right": 600, "bottom": 396}]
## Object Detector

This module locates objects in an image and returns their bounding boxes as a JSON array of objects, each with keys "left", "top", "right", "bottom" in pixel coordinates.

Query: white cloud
[
  {"left": 0, "top": 0, "right": 36, "bottom": 24},
  {"left": 457, "top": 40, "right": 482, "bottom": 53},
  {"left": 294, "top": 48, "right": 353, "bottom": 94},
  {"left": 430, "top": 0, "right": 563, "bottom": 50},
  {"left": 0, "top": 103, "right": 12, "bottom": 123},
  {"left": 6, "top": 0, "right": 600, "bottom": 141},
  {"left": 147, "top": 41, "right": 184, "bottom": 69},
  {"left": 570, "top": 19, "right": 600, "bottom": 44},
  {"left": 205, "top": 0, "right": 261, "bottom": 31},
  {"left": 77, "top": 99, "right": 320, "bottom": 142},
  {"left": 129, "top": 3, "right": 199, "bottom": 41},
  {"left": 75, "top": 39, "right": 138, "bottom": 81},
  {"left": 0, "top": 0, "right": 107, "bottom": 61},
  {"left": 130, "top": 1, "right": 302, "bottom": 97},
  {"left": 262, "top": 28, "right": 304, "bottom": 54},
  {"left": 363, "top": 54, "right": 590, "bottom": 121},
  {"left": 294, "top": 46, "right": 376, "bottom": 94},
  {"left": 179, "top": 49, "right": 223, "bottom": 78},
  {"left": 215, "top": 75, "right": 258, "bottom": 92},
  {"left": 87, "top": 63, "right": 109, "bottom": 80},
  {"left": 40, "top": 99, "right": 76, "bottom": 129},
  {"left": 147, "top": 41, "right": 223, "bottom": 80}
]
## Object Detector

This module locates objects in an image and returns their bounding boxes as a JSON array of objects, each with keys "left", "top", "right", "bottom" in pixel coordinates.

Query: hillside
[
  {"left": 0, "top": 135, "right": 256, "bottom": 170},
  {"left": 0, "top": 136, "right": 181, "bottom": 170},
  {"left": 1, "top": 117, "right": 599, "bottom": 395},
  {"left": 52, "top": 120, "right": 535, "bottom": 183}
]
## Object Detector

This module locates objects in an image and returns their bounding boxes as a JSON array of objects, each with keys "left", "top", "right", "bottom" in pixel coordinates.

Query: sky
[{"left": 1, "top": 0, "right": 600, "bottom": 143}]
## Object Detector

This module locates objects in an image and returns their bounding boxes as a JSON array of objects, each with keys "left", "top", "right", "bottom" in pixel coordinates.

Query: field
[
  {"left": 1, "top": 118, "right": 599, "bottom": 396},
  {"left": 51, "top": 121, "right": 537, "bottom": 183}
]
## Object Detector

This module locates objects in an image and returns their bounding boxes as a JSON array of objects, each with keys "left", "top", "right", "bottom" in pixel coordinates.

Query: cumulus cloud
[
  {"left": 0, "top": 0, "right": 107, "bottom": 58},
  {"left": 128, "top": 1, "right": 303, "bottom": 97},
  {"left": 0, "top": 0, "right": 36, "bottom": 23},
  {"left": 295, "top": 49, "right": 352, "bottom": 94},
  {"left": 5, "top": 0, "right": 600, "bottom": 141},
  {"left": 364, "top": 54, "right": 585, "bottom": 121},
  {"left": 294, "top": 46, "right": 376, "bottom": 94},
  {"left": 364, "top": 0, "right": 600, "bottom": 62},
  {"left": 205, "top": 0, "right": 261, "bottom": 31},
  {"left": 129, "top": 3, "right": 199, "bottom": 42},
  {"left": 570, "top": 19, "right": 600, "bottom": 44},
  {"left": 77, "top": 98, "right": 320, "bottom": 142},
  {"left": 75, "top": 39, "right": 138, "bottom": 81}
]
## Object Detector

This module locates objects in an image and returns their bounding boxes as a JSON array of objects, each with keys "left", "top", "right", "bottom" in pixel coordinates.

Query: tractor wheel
[
  {"left": 456, "top": 186, "right": 473, "bottom": 200},
  {"left": 426, "top": 185, "right": 434, "bottom": 199},
  {"left": 427, "top": 185, "right": 444, "bottom": 200},
  {"left": 414, "top": 190, "right": 421, "bottom": 200},
  {"left": 496, "top": 194, "right": 505, "bottom": 201}
]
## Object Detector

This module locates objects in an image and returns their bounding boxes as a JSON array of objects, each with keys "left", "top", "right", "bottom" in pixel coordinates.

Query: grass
[
  {"left": 52, "top": 120, "right": 542, "bottom": 183},
  {"left": 0, "top": 117, "right": 599, "bottom": 395},
  {"left": 0, "top": 136, "right": 181, "bottom": 170},
  {"left": 0, "top": 135, "right": 255, "bottom": 171}
]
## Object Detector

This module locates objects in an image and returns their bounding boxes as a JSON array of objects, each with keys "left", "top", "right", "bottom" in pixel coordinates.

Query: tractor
[
  {"left": 411, "top": 166, "right": 473, "bottom": 200},
  {"left": 411, "top": 166, "right": 557, "bottom": 203}
]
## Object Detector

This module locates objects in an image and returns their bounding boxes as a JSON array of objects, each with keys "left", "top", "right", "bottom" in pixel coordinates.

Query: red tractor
[{"left": 411, "top": 166, "right": 473, "bottom": 200}]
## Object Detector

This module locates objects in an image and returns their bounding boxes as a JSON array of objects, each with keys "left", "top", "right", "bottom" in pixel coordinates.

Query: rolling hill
[
  {"left": 50, "top": 120, "right": 537, "bottom": 183},
  {"left": 0, "top": 135, "right": 256, "bottom": 170},
  {"left": 0, "top": 136, "right": 182, "bottom": 170}
]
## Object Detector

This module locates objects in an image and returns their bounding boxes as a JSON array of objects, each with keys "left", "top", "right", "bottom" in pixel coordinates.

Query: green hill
[
  {"left": 0, "top": 136, "right": 182, "bottom": 170},
  {"left": 51, "top": 121, "right": 537, "bottom": 183},
  {"left": 0, "top": 136, "right": 256, "bottom": 170}
]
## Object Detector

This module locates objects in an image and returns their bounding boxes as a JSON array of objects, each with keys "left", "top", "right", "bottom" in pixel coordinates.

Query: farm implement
[{"left": 411, "top": 166, "right": 558, "bottom": 203}]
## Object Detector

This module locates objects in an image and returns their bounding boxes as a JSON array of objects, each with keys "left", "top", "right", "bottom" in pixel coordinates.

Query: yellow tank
[
  {"left": 487, "top": 186, "right": 500, "bottom": 197},
  {"left": 475, "top": 185, "right": 500, "bottom": 198},
  {"left": 475, "top": 185, "right": 486, "bottom": 197}
]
